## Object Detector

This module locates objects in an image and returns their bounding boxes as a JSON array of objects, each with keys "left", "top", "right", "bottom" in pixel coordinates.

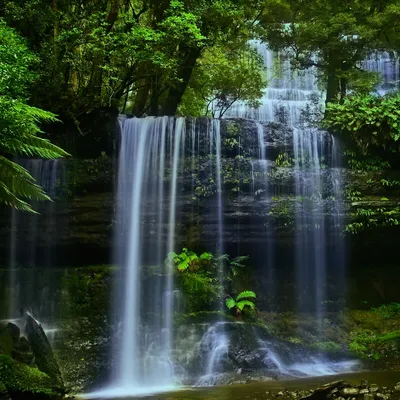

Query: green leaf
[
  {"left": 236, "top": 300, "right": 255, "bottom": 311},
  {"left": 236, "top": 290, "right": 256, "bottom": 301},
  {"left": 225, "top": 297, "right": 236, "bottom": 310}
]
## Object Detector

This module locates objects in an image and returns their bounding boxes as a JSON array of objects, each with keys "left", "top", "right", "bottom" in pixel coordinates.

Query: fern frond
[
  {"left": 15, "top": 103, "right": 59, "bottom": 124},
  {"left": 230, "top": 256, "right": 249, "bottom": 267},
  {"left": 237, "top": 300, "right": 255, "bottom": 311},
  {"left": 225, "top": 296, "right": 236, "bottom": 310},
  {"left": 2, "top": 136, "right": 70, "bottom": 158},
  {"left": 0, "top": 157, "right": 52, "bottom": 212},
  {"left": 236, "top": 290, "right": 256, "bottom": 301},
  {"left": 0, "top": 181, "right": 39, "bottom": 213},
  {"left": 200, "top": 252, "right": 212, "bottom": 260}
]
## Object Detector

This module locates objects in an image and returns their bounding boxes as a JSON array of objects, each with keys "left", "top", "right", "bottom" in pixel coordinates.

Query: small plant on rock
[{"left": 225, "top": 290, "right": 256, "bottom": 318}]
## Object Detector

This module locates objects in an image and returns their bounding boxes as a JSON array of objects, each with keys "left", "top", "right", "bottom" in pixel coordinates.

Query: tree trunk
[
  {"left": 325, "top": 68, "right": 339, "bottom": 106},
  {"left": 162, "top": 46, "right": 202, "bottom": 116},
  {"left": 132, "top": 79, "right": 150, "bottom": 116}
]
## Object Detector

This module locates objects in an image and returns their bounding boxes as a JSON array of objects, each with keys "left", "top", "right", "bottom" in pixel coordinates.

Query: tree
[
  {"left": 179, "top": 44, "right": 266, "bottom": 117},
  {"left": 1, "top": 0, "right": 267, "bottom": 120},
  {"left": 259, "top": 0, "right": 400, "bottom": 104},
  {"left": 0, "top": 20, "right": 69, "bottom": 212}
]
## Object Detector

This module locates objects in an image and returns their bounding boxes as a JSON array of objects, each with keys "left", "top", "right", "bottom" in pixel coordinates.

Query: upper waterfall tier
[
  {"left": 223, "top": 41, "right": 321, "bottom": 125},
  {"left": 224, "top": 41, "right": 399, "bottom": 124}
]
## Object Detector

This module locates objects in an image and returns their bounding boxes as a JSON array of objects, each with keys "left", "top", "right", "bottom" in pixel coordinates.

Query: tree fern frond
[
  {"left": 225, "top": 296, "right": 236, "bottom": 310},
  {"left": 2, "top": 136, "right": 70, "bottom": 159},
  {"left": 237, "top": 300, "right": 255, "bottom": 311},
  {"left": 236, "top": 290, "right": 256, "bottom": 301},
  {"left": 13, "top": 102, "right": 59, "bottom": 124},
  {"left": 231, "top": 256, "right": 249, "bottom": 266},
  {"left": 0, "top": 156, "right": 51, "bottom": 209},
  {"left": 0, "top": 181, "right": 39, "bottom": 213}
]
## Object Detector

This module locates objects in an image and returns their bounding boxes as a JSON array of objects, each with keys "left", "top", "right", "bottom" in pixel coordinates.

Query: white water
[
  {"left": 85, "top": 43, "right": 400, "bottom": 397},
  {"left": 224, "top": 40, "right": 322, "bottom": 125},
  {"left": 7, "top": 159, "right": 64, "bottom": 320}
]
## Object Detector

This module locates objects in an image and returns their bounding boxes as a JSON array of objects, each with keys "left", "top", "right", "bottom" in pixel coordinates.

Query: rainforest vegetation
[
  {"left": 0, "top": 0, "right": 400, "bottom": 217},
  {"left": 1, "top": 1, "right": 400, "bottom": 399}
]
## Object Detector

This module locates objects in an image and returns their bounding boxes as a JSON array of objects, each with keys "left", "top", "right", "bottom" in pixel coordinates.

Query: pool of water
[{"left": 84, "top": 370, "right": 400, "bottom": 400}]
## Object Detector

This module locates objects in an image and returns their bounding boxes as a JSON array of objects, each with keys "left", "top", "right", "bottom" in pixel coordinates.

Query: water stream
[
  {"left": 85, "top": 43, "right": 361, "bottom": 397},
  {"left": 4, "top": 42, "right": 397, "bottom": 399}
]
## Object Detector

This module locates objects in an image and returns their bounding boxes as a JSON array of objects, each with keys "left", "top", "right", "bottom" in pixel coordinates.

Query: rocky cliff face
[{"left": 0, "top": 118, "right": 398, "bottom": 305}]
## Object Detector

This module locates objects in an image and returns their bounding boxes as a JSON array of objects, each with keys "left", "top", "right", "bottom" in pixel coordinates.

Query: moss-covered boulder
[{"left": 0, "top": 355, "right": 63, "bottom": 400}]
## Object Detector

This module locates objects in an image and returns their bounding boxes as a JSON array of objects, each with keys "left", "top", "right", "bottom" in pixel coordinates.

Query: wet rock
[
  {"left": 364, "top": 394, "right": 374, "bottom": 400},
  {"left": 25, "top": 314, "right": 64, "bottom": 388},
  {"left": 370, "top": 384, "right": 379, "bottom": 393},
  {"left": 0, "top": 391, "right": 11, "bottom": 400},
  {"left": 5, "top": 324, "right": 20, "bottom": 344},
  {"left": 299, "top": 381, "right": 350, "bottom": 400},
  {"left": 340, "top": 388, "right": 360, "bottom": 397},
  {"left": 12, "top": 337, "right": 34, "bottom": 365},
  {"left": 0, "top": 325, "right": 13, "bottom": 356},
  {"left": 360, "top": 381, "right": 369, "bottom": 389},
  {"left": 359, "top": 389, "right": 369, "bottom": 394},
  {"left": 394, "top": 383, "right": 400, "bottom": 392},
  {"left": 376, "top": 394, "right": 390, "bottom": 400}
]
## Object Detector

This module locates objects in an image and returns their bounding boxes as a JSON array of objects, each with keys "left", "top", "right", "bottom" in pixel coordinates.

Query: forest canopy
[{"left": 1, "top": 0, "right": 399, "bottom": 121}]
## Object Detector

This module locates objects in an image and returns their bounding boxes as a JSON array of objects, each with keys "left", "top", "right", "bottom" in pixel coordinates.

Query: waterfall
[
  {"left": 86, "top": 42, "right": 400, "bottom": 397},
  {"left": 6, "top": 159, "right": 64, "bottom": 320},
  {"left": 361, "top": 51, "right": 400, "bottom": 95},
  {"left": 224, "top": 40, "right": 322, "bottom": 125}
]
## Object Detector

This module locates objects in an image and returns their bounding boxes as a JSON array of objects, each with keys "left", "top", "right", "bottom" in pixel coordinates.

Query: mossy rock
[
  {"left": 0, "top": 324, "right": 14, "bottom": 357},
  {"left": 174, "top": 311, "right": 236, "bottom": 325},
  {"left": 0, "top": 355, "right": 64, "bottom": 400}
]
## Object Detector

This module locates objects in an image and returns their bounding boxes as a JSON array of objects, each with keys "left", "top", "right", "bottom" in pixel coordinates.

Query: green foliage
[
  {"left": 225, "top": 255, "right": 254, "bottom": 293},
  {"left": 179, "top": 45, "right": 266, "bottom": 117},
  {"left": 349, "top": 329, "right": 400, "bottom": 359},
  {"left": 225, "top": 290, "right": 256, "bottom": 316},
  {"left": 0, "top": 20, "right": 69, "bottom": 212},
  {"left": 167, "top": 248, "right": 220, "bottom": 312},
  {"left": 343, "top": 150, "right": 400, "bottom": 234},
  {"left": 275, "top": 153, "right": 292, "bottom": 168},
  {"left": 260, "top": 0, "right": 400, "bottom": 102},
  {"left": 167, "top": 248, "right": 213, "bottom": 272},
  {"left": 311, "top": 341, "right": 342, "bottom": 353},
  {"left": 2, "top": 0, "right": 266, "bottom": 118},
  {"left": 371, "top": 303, "right": 400, "bottom": 319},
  {"left": 0, "top": 354, "right": 61, "bottom": 397},
  {"left": 324, "top": 94, "right": 400, "bottom": 154},
  {"left": 344, "top": 151, "right": 391, "bottom": 172}
]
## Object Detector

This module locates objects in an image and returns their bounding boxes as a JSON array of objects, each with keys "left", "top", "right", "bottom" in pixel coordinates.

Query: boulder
[
  {"left": 25, "top": 314, "right": 64, "bottom": 388},
  {"left": 299, "top": 381, "right": 350, "bottom": 400}
]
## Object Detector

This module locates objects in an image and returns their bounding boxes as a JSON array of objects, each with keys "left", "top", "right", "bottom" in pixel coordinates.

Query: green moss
[
  {"left": 0, "top": 327, "right": 14, "bottom": 356},
  {"left": 349, "top": 328, "right": 400, "bottom": 359},
  {"left": 62, "top": 265, "right": 115, "bottom": 318},
  {"left": 310, "top": 341, "right": 342, "bottom": 353},
  {"left": 174, "top": 311, "right": 236, "bottom": 325},
  {"left": 0, "top": 354, "right": 63, "bottom": 399},
  {"left": 371, "top": 303, "right": 400, "bottom": 319}
]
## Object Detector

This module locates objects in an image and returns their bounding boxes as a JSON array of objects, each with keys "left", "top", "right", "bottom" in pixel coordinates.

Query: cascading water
[
  {"left": 6, "top": 159, "right": 64, "bottom": 321},
  {"left": 361, "top": 51, "right": 399, "bottom": 95},
  {"left": 86, "top": 42, "right": 400, "bottom": 397},
  {"left": 224, "top": 40, "right": 322, "bottom": 125}
]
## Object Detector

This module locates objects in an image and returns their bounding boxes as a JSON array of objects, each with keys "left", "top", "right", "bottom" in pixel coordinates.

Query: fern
[
  {"left": 0, "top": 98, "right": 69, "bottom": 212},
  {"left": 236, "top": 290, "right": 256, "bottom": 301},
  {"left": 225, "top": 296, "right": 236, "bottom": 310},
  {"left": 237, "top": 300, "right": 256, "bottom": 311},
  {"left": 225, "top": 290, "right": 257, "bottom": 316}
]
